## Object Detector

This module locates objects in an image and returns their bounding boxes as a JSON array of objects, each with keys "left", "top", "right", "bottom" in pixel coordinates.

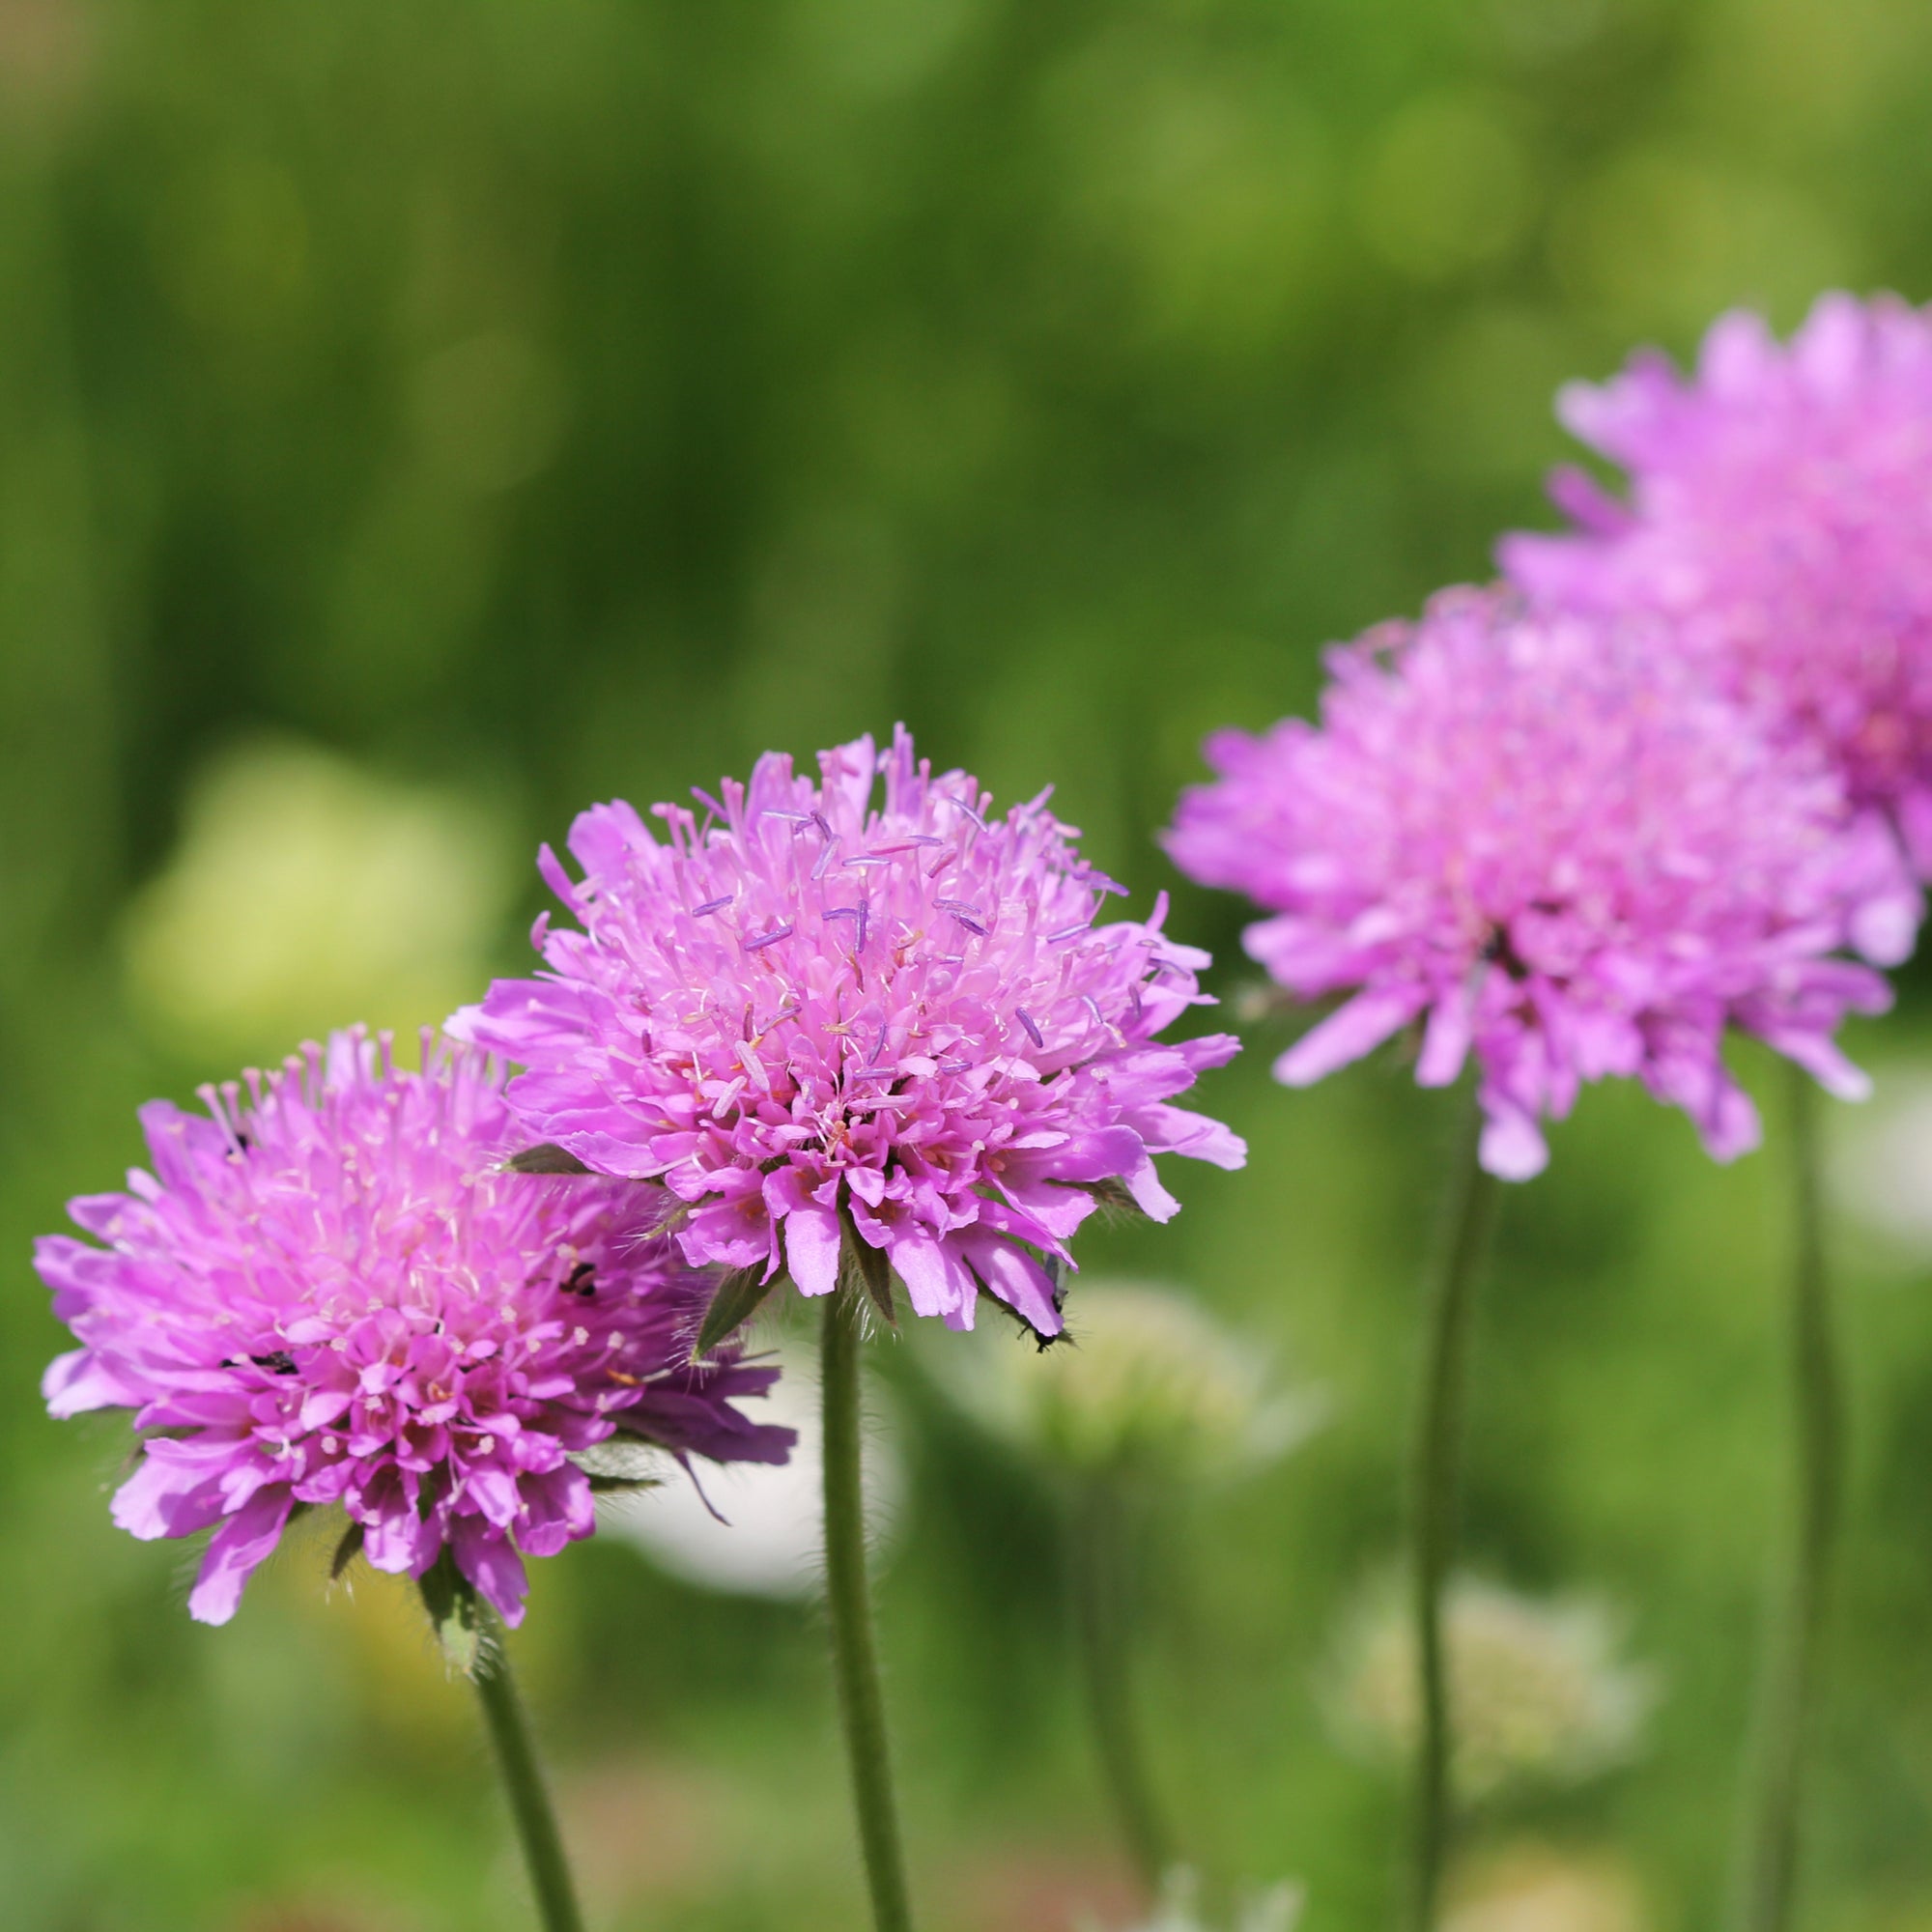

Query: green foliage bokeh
[{"left": 6, "top": 0, "right": 1932, "bottom": 1927}]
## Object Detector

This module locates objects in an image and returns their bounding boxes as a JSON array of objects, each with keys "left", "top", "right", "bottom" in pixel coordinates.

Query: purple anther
[
  {"left": 908, "top": 835, "right": 945, "bottom": 848},
  {"left": 1044, "top": 923, "right": 1091, "bottom": 944},
  {"left": 812, "top": 838, "right": 840, "bottom": 881},
  {"left": 692, "top": 896, "right": 733, "bottom": 918},
  {"left": 810, "top": 811, "right": 833, "bottom": 839},
  {"left": 942, "top": 794, "right": 986, "bottom": 831},
  {"left": 844, "top": 855, "right": 890, "bottom": 869},
  {"left": 691, "top": 787, "right": 729, "bottom": 821},
  {"left": 1015, "top": 1008, "right": 1045, "bottom": 1050},
  {"left": 926, "top": 850, "right": 956, "bottom": 878},
  {"left": 870, "top": 841, "right": 916, "bottom": 856},
  {"left": 937, "top": 1057, "right": 973, "bottom": 1073},
  {"left": 746, "top": 924, "right": 794, "bottom": 952},
  {"left": 855, "top": 900, "right": 870, "bottom": 953},
  {"left": 936, "top": 898, "right": 988, "bottom": 934},
  {"left": 1080, "top": 993, "right": 1112, "bottom": 1031},
  {"left": 824, "top": 906, "right": 860, "bottom": 922},
  {"left": 761, "top": 809, "right": 814, "bottom": 825}
]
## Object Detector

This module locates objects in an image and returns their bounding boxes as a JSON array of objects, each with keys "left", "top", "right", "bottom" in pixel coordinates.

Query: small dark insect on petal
[
  {"left": 563, "top": 1263, "right": 597, "bottom": 1296},
  {"left": 250, "top": 1351, "right": 298, "bottom": 1376}
]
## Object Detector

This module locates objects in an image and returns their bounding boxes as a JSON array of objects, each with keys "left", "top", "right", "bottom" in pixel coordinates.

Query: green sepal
[
  {"left": 418, "top": 1550, "right": 486, "bottom": 1678},
  {"left": 839, "top": 1215, "right": 897, "bottom": 1328},
  {"left": 694, "top": 1264, "right": 775, "bottom": 1358},
  {"left": 568, "top": 1436, "right": 668, "bottom": 1492},
  {"left": 501, "top": 1144, "right": 592, "bottom": 1176},
  {"left": 330, "top": 1520, "right": 364, "bottom": 1581},
  {"left": 1085, "top": 1175, "right": 1145, "bottom": 1217}
]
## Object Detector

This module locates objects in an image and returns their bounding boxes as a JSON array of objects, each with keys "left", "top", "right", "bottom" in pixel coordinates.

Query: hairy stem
[
  {"left": 1410, "top": 1099, "right": 1500, "bottom": 1932},
  {"left": 822, "top": 1284, "right": 916, "bottom": 1932},
  {"left": 470, "top": 1628, "right": 586, "bottom": 1932},
  {"left": 1737, "top": 1065, "right": 1842, "bottom": 1932},
  {"left": 1069, "top": 1472, "right": 1175, "bottom": 1895}
]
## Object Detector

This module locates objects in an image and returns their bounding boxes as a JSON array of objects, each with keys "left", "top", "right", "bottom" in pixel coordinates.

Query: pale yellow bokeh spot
[
  {"left": 122, "top": 736, "right": 519, "bottom": 1066},
  {"left": 1445, "top": 1843, "right": 1647, "bottom": 1932}
]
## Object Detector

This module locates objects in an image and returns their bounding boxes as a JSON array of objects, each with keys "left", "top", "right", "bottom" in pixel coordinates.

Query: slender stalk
[
  {"left": 471, "top": 1632, "right": 587, "bottom": 1932},
  {"left": 1409, "top": 1098, "right": 1500, "bottom": 1932},
  {"left": 822, "top": 1284, "right": 916, "bottom": 1932},
  {"left": 1068, "top": 1472, "right": 1175, "bottom": 1895},
  {"left": 1736, "top": 1065, "right": 1843, "bottom": 1932}
]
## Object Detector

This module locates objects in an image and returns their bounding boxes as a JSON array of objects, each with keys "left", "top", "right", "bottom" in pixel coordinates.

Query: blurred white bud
[
  {"left": 1829, "top": 1061, "right": 1932, "bottom": 1259},
  {"left": 935, "top": 1282, "right": 1323, "bottom": 1486},
  {"left": 1327, "top": 1576, "right": 1655, "bottom": 1803},
  {"left": 609, "top": 1340, "right": 902, "bottom": 1600},
  {"left": 1082, "top": 1868, "right": 1304, "bottom": 1932}
]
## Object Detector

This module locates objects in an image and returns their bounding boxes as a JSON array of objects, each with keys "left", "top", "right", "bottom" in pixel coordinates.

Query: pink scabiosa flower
[
  {"left": 37, "top": 1030, "right": 794, "bottom": 1628},
  {"left": 451, "top": 727, "right": 1243, "bottom": 1339},
  {"left": 1501, "top": 292, "right": 1932, "bottom": 954},
  {"left": 1164, "top": 589, "right": 1904, "bottom": 1180}
]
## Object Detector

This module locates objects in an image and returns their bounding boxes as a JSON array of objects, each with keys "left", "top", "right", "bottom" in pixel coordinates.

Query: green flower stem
[
  {"left": 470, "top": 1626, "right": 586, "bottom": 1932},
  {"left": 1410, "top": 1097, "right": 1500, "bottom": 1932},
  {"left": 822, "top": 1283, "right": 916, "bottom": 1932},
  {"left": 1737, "top": 1065, "right": 1843, "bottom": 1932},
  {"left": 1068, "top": 1471, "right": 1175, "bottom": 1896}
]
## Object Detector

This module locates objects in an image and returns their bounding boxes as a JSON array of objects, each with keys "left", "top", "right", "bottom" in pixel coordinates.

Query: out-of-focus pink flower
[
  {"left": 1166, "top": 590, "right": 1902, "bottom": 1179},
  {"left": 1502, "top": 292, "right": 1932, "bottom": 952},
  {"left": 38, "top": 1031, "right": 793, "bottom": 1627},
  {"left": 452, "top": 728, "right": 1243, "bottom": 1338}
]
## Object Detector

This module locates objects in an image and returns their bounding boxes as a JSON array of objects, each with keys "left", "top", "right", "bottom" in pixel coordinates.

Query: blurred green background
[{"left": 8, "top": 0, "right": 1932, "bottom": 1927}]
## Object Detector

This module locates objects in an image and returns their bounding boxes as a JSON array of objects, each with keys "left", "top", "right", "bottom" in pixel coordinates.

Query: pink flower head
[
  {"left": 1502, "top": 291, "right": 1932, "bottom": 948},
  {"left": 37, "top": 1031, "right": 794, "bottom": 1628},
  {"left": 1165, "top": 589, "right": 1903, "bottom": 1180},
  {"left": 451, "top": 727, "right": 1244, "bottom": 1338}
]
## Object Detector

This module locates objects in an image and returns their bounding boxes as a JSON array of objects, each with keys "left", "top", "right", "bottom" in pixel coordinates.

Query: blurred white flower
[
  {"left": 1327, "top": 1576, "right": 1655, "bottom": 1803},
  {"left": 934, "top": 1281, "right": 1323, "bottom": 1486},
  {"left": 1082, "top": 1868, "right": 1304, "bottom": 1932},
  {"left": 122, "top": 736, "right": 517, "bottom": 1064},
  {"left": 608, "top": 1338, "right": 903, "bottom": 1600},
  {"left": 1829, "top": 1061, "right": 1932, "bottom": 1258}
]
